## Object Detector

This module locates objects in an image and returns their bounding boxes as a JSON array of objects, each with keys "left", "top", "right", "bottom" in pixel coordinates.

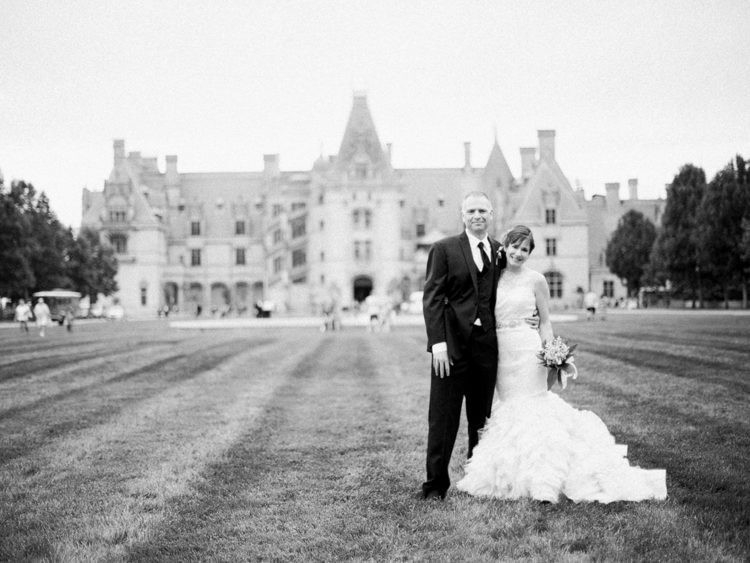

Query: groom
[{"left": 421, "top": 191, "right": 505, "bottom": 500}]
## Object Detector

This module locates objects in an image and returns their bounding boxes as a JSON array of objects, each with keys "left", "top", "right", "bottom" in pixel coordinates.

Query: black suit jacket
[{"left": 423, "top": 231, "right": 504, "bottom": 359}]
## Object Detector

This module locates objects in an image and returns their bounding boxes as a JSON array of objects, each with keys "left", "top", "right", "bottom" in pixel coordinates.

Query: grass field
[{"left": 1, "top": 312, "right": 748, "bottom": 561}]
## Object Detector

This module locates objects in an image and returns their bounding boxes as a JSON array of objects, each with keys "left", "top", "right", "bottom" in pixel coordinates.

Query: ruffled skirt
[{"left": 456, "top": 391, "right": 667, "bottom": 503}]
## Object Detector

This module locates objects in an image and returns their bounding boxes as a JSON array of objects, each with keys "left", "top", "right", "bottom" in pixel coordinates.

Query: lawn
[{"left": 0, "top": 312, "right": 748, "bottom": 561}]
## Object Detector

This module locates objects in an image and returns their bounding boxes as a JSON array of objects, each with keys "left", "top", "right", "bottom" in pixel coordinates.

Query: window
[
  {"left": 110, "top": 210, "right": 127, "bottom": 222},
  {"left": 364, "top": 241, "right": 372, "bottom": 261},
  {"left": 319, "top": 220, "right": 324, "bottom": 231},
  {"left": 292, "top": 249, "right": 306, "bottom": 267},
  {"left": 320, "top": 274, "right": 325, "bottom": 284},
  {"left": 191, "top": 221, "right": 201, "bottom": 236},
  {"left": 354, "top": 241, "right": 361, "bottom": 260},
  {"left": 292, "top": 219, "right": 306, "bottom": 238},
  {"left": 191, "top": 249, "right": 201, "bottom": 266},
  {"left": 109, "top": 234, "right": 127, "bottom": 254},
  {"left": 603, "top": 280, "right": 614, "bottom": 298},
  {"left": 140, "top": 287, "right": 147, "bottom": 306},
  {"left": 320, "top": 251, "right": 325, "bottom": 261},
  {"left": 416, "top": 224, "right": 426, "bottom": 237},
  {"left": 291, "top": 202, "right": 306, "bottom": 211},
  {"left": 272, "top": 204, "right": 284, "bottom": 217},
  {"left": 355, "top": 163, "right": 367, "bottom": 179},
  {"left": 235, "top": 248, "right": 246, "bottom": 265},
  {"left": 235, "top": 221, "right": 246, "bottom": 235},
  {"left": 545, "top": 209, "right": 556, "bottom": 224},
  {"left": 545, "top": 271, "right": 563, "bottom": 298},
  {"left": 273, "top": 256, "right": 283, "bottom": 273},
  {"left": 353, "top": 209, "right": 372, "bottom": 230},
  {"left": 545, "top": 238, "right": 557, "bottom": 257},
  {"left": 273, "top": 229, "right": 283, "bottom": 244}
]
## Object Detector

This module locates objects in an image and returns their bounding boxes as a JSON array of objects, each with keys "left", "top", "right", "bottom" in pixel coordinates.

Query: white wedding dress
[{"left": 457, "top": 267, "right": 667, "bottom": 503}]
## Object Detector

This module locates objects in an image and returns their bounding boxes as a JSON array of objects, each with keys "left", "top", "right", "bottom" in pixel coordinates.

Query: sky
[{"left": 1, "top": 0, "right": 748, "bottom": 228}]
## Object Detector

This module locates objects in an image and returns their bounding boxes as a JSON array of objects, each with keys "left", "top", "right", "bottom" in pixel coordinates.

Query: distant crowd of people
[{"left": 12, "top": 297, "right": 69, "bottom": 337}]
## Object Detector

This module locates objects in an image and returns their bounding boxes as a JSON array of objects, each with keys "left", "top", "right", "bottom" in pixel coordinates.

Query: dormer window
[
  {"left": 110, "top": 210, "right": 127, "bottom": 223},
  {"left": 545, "top": 209, "right": 557, "bottom": 224}
]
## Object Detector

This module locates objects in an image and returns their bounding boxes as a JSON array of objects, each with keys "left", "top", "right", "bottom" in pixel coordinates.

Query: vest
[{"left": 476, "top": 259, "right": 494, "bottom": 331}]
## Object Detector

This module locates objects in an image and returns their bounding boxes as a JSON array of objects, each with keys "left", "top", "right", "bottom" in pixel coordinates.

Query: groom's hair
[
  {"left": 502, "top": 225, "right": 535, "bottom": 253},
  {"left": 461, "top": 191, "right": 492, "bottom": 210}
]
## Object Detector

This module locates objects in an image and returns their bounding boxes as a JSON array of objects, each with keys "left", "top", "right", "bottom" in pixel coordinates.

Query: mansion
[{"left": 81, "top": 93, "right": 664, "bottom": 317}]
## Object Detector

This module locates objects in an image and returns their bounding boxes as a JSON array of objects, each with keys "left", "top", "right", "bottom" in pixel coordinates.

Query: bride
[{"left": 456, "top": 225, "right": 667, "bottom": 503}]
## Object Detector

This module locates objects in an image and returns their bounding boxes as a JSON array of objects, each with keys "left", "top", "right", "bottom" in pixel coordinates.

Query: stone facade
[{"left": 81, "top": 93, "right": 663, "bottom": 317}]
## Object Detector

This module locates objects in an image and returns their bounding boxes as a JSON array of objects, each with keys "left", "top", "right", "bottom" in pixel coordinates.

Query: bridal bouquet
[{"left": 538, "top": 336, "right": 578, "bottom": 390}]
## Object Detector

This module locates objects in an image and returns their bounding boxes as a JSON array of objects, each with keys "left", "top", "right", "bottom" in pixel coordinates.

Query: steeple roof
[
  {"left": 334, "top": 92, "right": 390, "bottom": 175},
  {"left": 483, "top": 138, "right": 514, "bottom": 190}
]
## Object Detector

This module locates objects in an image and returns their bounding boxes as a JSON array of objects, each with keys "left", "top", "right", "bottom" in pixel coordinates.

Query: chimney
[
  {"left": 464, "top": 142, "right": 472, "bottom": 171},
  {"left": 165, "top": 155, "right": 179, "bottom": 185},
  {"left": 605, "top": 182, "right": 620, "bottom": 211},
  {"left": 386, "top": 143, "right": 392, "bottom": 165},
  {"left": 520, "top": 147, "right": 536, "bottom": 179},
  {"left": 264, "top": 154, "right": 280, "bottom": 178},
  {"left": 538, "top": 130, "right": 555, "bottom": 161},
  {"left": 82, "top": 187, "right": 91, "bottom": 213},
  {"left": 113, "top": 139, "right": 125, "bottom": 165},
  {"left": 628, "top": 178, "right": 638, "bottom": 200}
]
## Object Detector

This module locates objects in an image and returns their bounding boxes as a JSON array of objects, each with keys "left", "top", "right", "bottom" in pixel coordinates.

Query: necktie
[{"left": 478, "top": 241, "right": 490, "bottom": 272}]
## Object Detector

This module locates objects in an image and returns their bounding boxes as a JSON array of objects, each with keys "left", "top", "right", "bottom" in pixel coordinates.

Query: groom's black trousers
[{"left": 423, "top": 325, "right": 497, "bottom": 497}]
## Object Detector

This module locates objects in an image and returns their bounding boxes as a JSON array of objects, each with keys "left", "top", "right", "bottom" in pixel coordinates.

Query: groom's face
[{"left": 462, "top": 195, "right": 493, "bottom": 238}]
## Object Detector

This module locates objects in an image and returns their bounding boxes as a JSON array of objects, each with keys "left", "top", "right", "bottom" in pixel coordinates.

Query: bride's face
[{"left": 506, "top": 237, "right": 532, "bottom": 266}]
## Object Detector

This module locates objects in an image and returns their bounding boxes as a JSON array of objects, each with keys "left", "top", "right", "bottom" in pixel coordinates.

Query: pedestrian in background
[
  {"left": 14, "top": 299, "right": 32, "bottom": 333},
  {"left": 33, "top": 298, "right": 51, "bottom": 337}
]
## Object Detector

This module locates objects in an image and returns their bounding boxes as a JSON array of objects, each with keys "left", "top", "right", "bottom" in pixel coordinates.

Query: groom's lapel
[{"left": 458, "top": 232, "right": 478, "bottom": 293}]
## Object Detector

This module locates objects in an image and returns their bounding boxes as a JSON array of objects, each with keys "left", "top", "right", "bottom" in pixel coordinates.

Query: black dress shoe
[{"left": 423, "top": 490, "right": 444, "bottom": 501}]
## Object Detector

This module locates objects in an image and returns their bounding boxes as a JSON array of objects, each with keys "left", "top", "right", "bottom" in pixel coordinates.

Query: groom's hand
[
  {"left": 432, "top": 349, "right": 451, "bottom": 378},
  {"left": 524, "top": 308, "right": 540, "bottom": 330}
]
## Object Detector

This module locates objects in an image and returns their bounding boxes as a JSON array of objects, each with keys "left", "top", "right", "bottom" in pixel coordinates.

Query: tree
[
  {"left": 28, "top": 192, "right": 73, "bottom": 292},
  {"left": 67, "top": 227, "right": 119, "bottom": 303},
  {"left": 0, "top": 180, "right": 36, "bottom": 298},
  {"left": 651, "top": 164, "right": 707, "bottom": 307},
  {"left": 605, "top": 210, "right": 657, "bottom": 297},
  {"left": 696, "top": 155, "right": 750, "bottom": 308}
]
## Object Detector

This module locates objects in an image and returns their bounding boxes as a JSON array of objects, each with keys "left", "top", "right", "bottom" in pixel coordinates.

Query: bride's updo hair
[{"left": 502, "top": 225, "right": 535, "bottom": 253}]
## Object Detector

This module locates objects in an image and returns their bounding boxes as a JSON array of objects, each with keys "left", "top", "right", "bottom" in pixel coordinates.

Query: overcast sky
[{"left": 2, "top": 0, "right": 748, "bottom": 227}]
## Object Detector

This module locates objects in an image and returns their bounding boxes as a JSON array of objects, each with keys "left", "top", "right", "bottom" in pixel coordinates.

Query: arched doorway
[
  {"left": 186, "top": 283, "right": 204, "bottom": 316},
  {"left": 234, "top": 282, "right": 250, "bottom": 315},
  {"left": 163, "top": 282, "right": 179, "bottom": 311},
  {"left": 353, "top": 275, "right": 373, "bottom": 303},
  {"left": 210, "top": 283, "right": 230, "bottom": 316}
]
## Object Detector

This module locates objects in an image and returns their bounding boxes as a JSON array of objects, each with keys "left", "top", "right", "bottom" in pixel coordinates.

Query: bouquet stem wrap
[{"left": 538, "top": 336, "right": 578, "bottom": 391}]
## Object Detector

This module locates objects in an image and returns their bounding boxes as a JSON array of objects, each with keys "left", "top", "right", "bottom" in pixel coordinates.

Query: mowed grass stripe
[
  {"left": 0, "top": 333, "right": 268, "bottom": 421},
  {"left": 0, "top": 331, "right": 184, "bottom": 383},
  {"left": 0, "top": 330, "right": 320, "bottom": 562},
  {"left": 0, "top": 337, "right": 266, "bottom": 464},
  {"left": 0, "top": 339, "right": 188, "bottom": 411},
  {"left": 125, "top": 333, "right": 397, "bottom": 560}
]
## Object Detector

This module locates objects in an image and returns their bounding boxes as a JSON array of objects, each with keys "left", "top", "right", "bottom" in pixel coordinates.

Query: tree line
[
  {"left": 606, "top": 155, "right": 750, "bottom": 308},
  {"left": 0, "top": 177, "right": 118, "bottom": 304}
]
